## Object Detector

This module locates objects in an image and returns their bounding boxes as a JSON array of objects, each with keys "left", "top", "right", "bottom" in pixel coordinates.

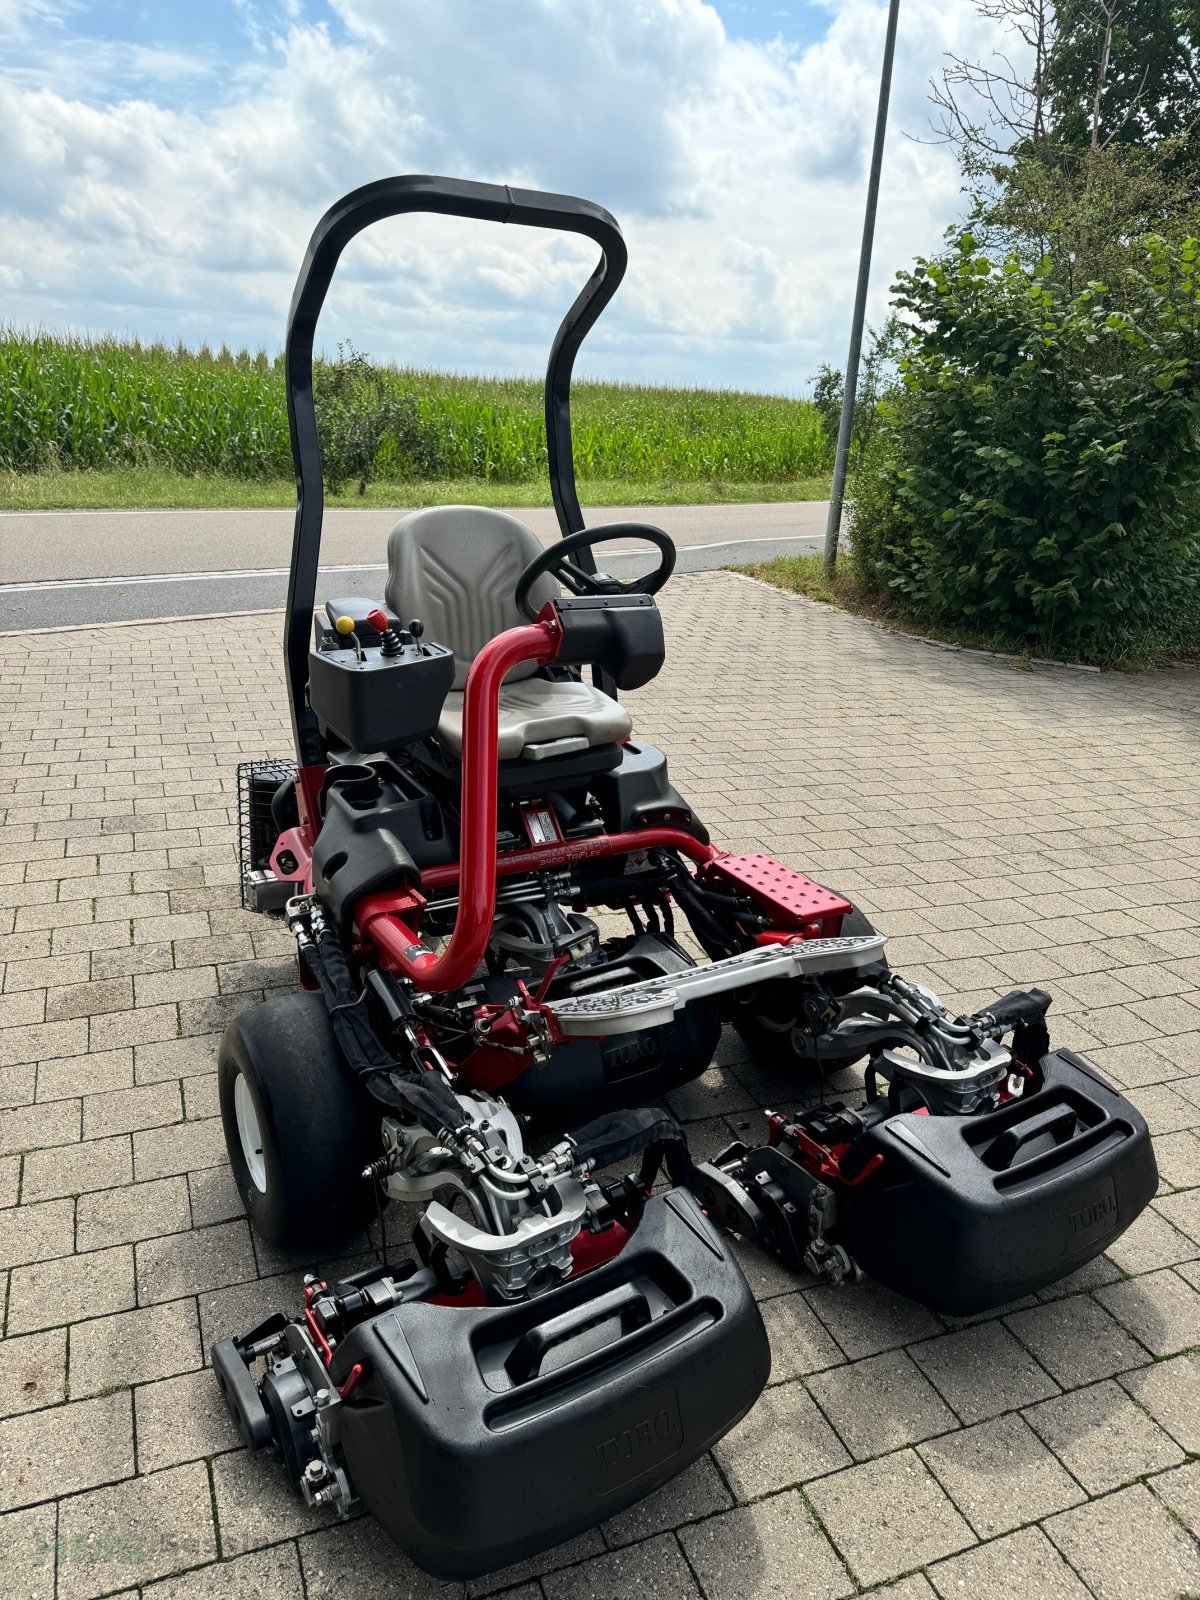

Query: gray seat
[{"left": 384, "top": 506, "right": 631, "bottom": 760}]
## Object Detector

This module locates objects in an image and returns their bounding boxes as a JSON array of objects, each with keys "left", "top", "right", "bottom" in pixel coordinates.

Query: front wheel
[
  {"left": 730, "top": 903, "right": 887, "bottom": 1074},
  {"left": 218, "top": 990, "right": 382, "bottom": 1248}
]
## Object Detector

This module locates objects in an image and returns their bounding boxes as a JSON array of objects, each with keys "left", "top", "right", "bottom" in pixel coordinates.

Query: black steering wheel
[{"left": 515, "top": 524, "right": 677, "bottom": 621}]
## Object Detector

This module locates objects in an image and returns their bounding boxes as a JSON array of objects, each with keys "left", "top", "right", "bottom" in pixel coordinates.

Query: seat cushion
[
  {"left": 384, "top": 506, "right": 560, "bottom": 690},
  {"left": 436, "top": 677, "right": 632, "bottom": 761}
]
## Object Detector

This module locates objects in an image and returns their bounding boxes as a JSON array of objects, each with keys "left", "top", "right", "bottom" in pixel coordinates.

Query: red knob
[{"left": 366, "top": 608, "right": 390, "bottom": 634}]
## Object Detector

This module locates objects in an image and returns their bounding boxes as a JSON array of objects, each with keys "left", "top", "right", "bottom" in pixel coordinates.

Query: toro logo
[
  {"left": 594, "top": 1403, "right": 681, "bottom": 1476},
  {"left": 1068, "top": 1188, "right": 1117, "bottom": 1236},
  {"left": 601, "top": 1033, "right": 660, "bottom": 1072}
]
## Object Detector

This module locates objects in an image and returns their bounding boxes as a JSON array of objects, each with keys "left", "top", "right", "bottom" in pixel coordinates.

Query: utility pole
[{"left": 822, "top": 0, "right": 901, "bottom": 573}]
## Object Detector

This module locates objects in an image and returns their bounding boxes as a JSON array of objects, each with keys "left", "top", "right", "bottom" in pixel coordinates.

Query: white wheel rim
[{"left": 234, "top": 1073, "right": 268, "bottom": 1193}]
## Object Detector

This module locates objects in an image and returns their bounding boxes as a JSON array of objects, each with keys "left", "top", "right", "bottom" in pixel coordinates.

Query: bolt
[
  {"left": 314, "top": 1388, "right": 334, "bottom": 1409},
  {"left": 304, "top": 1459, "right": 325, "bottom": 1484}
]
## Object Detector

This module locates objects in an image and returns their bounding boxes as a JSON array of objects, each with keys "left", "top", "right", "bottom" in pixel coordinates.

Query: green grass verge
[
  {"left": 0, "top": 469, "right": 831, "bottom": 512},
  {"left": 738, "top": 554, "right": 1060, "bottom": 662},
  {"left": 740, "top": 552, "right": 1200, "bottom": 670}
]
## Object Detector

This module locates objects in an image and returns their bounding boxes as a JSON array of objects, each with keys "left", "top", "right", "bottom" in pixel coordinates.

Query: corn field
[{"left": 0, "top": 332, "right": 828, "bottom": 483}]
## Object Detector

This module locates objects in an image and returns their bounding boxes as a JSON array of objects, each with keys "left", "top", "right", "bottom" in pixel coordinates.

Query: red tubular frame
[
  {"left": 355, "top": 619, "right": 561, "bottom": 991},
  {"left": 418, "top": 826, "right": 716, "bottom": 889}
]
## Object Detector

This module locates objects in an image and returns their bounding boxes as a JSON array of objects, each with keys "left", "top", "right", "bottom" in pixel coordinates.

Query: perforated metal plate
[{"left": 702, "top": 855, "right": 852, "bottom": 929}]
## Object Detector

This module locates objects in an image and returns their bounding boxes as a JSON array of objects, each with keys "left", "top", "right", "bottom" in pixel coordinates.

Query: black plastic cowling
[
  {"left": 328, "top": 1190, "right": 770, "bottom": 1579},
  {"left": 839, "top": 1049, "right": 1158, "bottom": 1314},
  {"left": 550, "top": 594, "right": 665, "bottom": 690}
]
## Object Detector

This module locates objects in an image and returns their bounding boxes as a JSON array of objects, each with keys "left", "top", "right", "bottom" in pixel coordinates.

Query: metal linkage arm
[{"left": 543, "top": 936, "right": 889, "bottom": 1037}]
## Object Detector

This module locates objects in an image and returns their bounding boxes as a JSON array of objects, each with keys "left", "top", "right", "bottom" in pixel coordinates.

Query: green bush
[{"left": 850, "top": 234, "right": 1200, "bottom": 662}]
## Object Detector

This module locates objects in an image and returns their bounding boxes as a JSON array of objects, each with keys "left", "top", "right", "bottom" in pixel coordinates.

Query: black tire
[
  {"left": 730, "top": 902, "right": 887, "bottom": 1074},
  {"left": 218, "top": 990, "right": 382, "bottom": 1249}
]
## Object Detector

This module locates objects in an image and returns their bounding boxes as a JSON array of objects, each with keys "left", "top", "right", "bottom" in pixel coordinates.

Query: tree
[
  {"left": 930, "top": 0, "right": 1199, "bottom": 277},
  {"left": 1048, "top": 0, "right": 1199, "bottom": 173}
]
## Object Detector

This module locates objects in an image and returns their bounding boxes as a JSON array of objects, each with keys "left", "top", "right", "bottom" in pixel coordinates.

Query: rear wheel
[
  {"left": 218, "top": 990, "right": 382, "bottom": 1248},
  {"left": 730, "top": 903, "right": 886, "bottom": 1074}
]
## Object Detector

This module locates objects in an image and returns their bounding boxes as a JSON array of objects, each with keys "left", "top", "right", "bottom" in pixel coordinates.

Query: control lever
[
  {"left": 334, "top": 614, "right": 364, "bottom": 662},
  {"left": 366, "top": 607, "right": 404, "bottom": 658}
]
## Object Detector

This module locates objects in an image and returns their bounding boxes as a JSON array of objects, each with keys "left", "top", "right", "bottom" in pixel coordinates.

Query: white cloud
[{"left": 0, "top": 0, "right": 1004, "bottom": 387}]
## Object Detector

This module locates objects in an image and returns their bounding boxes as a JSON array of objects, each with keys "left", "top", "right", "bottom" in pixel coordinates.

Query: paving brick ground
[{"left": 1, "top": 569, "right": 1199, "bottom": 1599}]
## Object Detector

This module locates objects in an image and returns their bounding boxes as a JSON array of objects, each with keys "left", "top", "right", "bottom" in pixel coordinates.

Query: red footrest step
[{"left": 702, "top": 854, "right": 851, "bottom": 934}]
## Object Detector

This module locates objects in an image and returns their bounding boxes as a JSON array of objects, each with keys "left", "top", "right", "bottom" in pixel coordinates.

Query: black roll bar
[{"left": 283, "top": 174, "right": 628, "bottom": 765}]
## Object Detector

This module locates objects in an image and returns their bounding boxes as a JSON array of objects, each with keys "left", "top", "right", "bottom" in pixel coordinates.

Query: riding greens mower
[{"left": 214, "top": 176, "right": 1157, "bottom": 1580}]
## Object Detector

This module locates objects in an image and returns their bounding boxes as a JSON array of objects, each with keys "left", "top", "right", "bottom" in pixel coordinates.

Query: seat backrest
[{"left": 384, "top": 506, "right": 560, "bottom": 690}]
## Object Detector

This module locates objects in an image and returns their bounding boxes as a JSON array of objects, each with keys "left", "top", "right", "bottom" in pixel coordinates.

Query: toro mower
[{"left": 214, "top": 176, "right": 1157, "bottom": 1580}]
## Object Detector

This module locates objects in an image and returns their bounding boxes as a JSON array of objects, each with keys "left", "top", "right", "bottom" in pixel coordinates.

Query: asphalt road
[{"left": 0, "top": 501, "right": 827, "bottom": 631}]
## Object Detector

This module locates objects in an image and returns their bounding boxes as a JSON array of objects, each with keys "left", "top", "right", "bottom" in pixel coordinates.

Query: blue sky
[{"left": 0, "top": 0, "right": 1001, "bottom": 391}]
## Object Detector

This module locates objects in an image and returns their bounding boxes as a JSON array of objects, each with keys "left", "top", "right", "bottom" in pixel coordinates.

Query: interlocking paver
[
  {"left": 82, "top": 1081, "right": 181, "bottom": 1140},
  {"left": 1095, "top": 1265, "right": 1200, "bottom": 1356},
  {"left": 805, "top": 1280, "right": 940, "bottom": 1359},
  {"left": 464, "top": 1530, "right": 603, "bottom": 1597},
  {"left": 908, "top": 1321, "right": 1059, "bottom": 1423},
  {"left": 187, "top": 1163, "right": 244, "bottom": 1227},
  {"left": 0, "top": 1327, "right": 66, "bottom": 1418},
  {"left": 1153, "top": 1127, "right": 1200, "bottom": 1189},
  {"left": 1045, "top": 1482, "right": 1200, "bottom": 1600},
  {"left": 301, "top": 1522, "right": 459, "bottom": 1599},
  {"left": 806, "top": 1448, "right": 976, "bottom": 1587},
  {"left": 0, "top": 1197, "right": 74, "bottom": 1269},
  {"left": 1125, "top": 1081, "right": 1200, "bottom": 1133},
  {"left": 0, "top": 1390, "right": 132, "bottom": 1510},
  {"left": 541, "top": 1533, "right": 700, "bottom": 1600},
  {"left": 69, "top": 1299, "right": 203, "bottom": 1397},
  {"left": 757, "top": 1291, "right": 845, "bottom": 1381},
  {"left": 0, "top": 1099, "right": 79, "bottom": 1157},
  {"left": 807, "top": 1349, "right": 959, "bottom": 1461},
  {"left": 145, "top": 1543, "right": 306, "bottom": 1600},
  {"left": 134, "top": 1369, "right": 241, "bottom": 1471},
  {"left": 713, "top": 1376, "right": 850, "bottom": 1498},
  {"left": 136, "top": 1219, "right": 256, "bottom": 1305},
  {"left": 601, "top": 1455, "right": 731, "bottom": 1548},
  {"left": 0, "top": 1501, "right": 56, "bottom": 1600},
  {"left": 211, "top": 1450, "right": 336, "bottom": 1555},
  {"left": 37, "top": 1046, "right": 133, "bottom": 1101},
  {"left": 132, "top": 1115, "right": 225, "bottom": 1181},
  {"left": 1004, "top": 1294, "right": 1149, "bottom": 1386},
  {"left": 918, "top": 1413, "right": 1085, "bottom": 1538},
  {"left": 3, "top": 574, "right": 1200, "bottom": 1597},
  {"left": 1024, "top": 1378, "right": 1184, "bottom": 1495},
  {"left": 76, "top": 1174, "right": 191, "bottom": 1250},
  {"left": 55, "top": 1462, "right": 217, "bottom": 1600},
  {"left": 1102, "top": 1203, "right": 1197, "bottom": 1273},
  {"left": 1120, "top": 1350, "right": 1200, "bottom": 1451},
  {"left": 928, "top": 1525, "right": 1090, "bottom": 1599},
  {"left": 678, "top": 1490, "right": 853, "bottom": 1600},
  {"left": 21, "top": 1133, "right": 132, "bottom": 1201},
  {"left": 1151, "top": 1459, "right": 1200, "bottom": 1534},
  {"left": 6, "top": 1243, "right": 135, "bottom": 1335}
]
